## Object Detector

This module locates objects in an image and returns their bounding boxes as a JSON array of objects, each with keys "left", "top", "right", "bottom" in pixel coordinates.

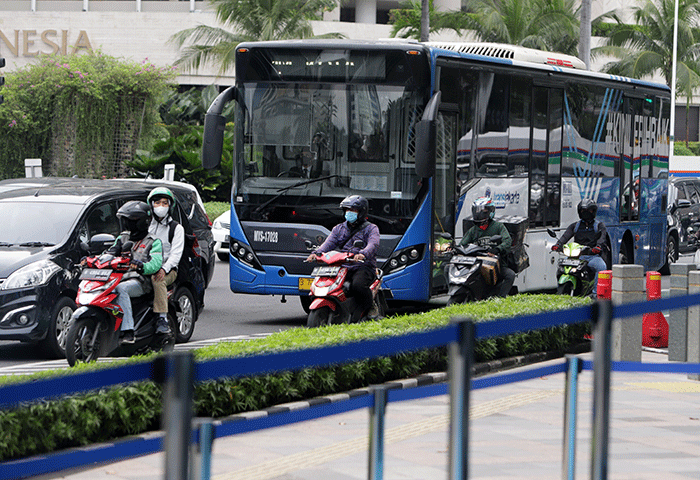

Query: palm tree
[
  {"left": 595, "top": 0, "right": 700, "bottom": 145},
  {"left": 462, "top": 0, "right": 581, "bottom": 55},
  {"left": 390, "top": 0, "right": 596, "bottom": 57},
  {"left": 171, "top": 0, "right": 343, "bottom": 75},
  {"left": 390, "top": 0, "right": 470, "bottom": 40}
]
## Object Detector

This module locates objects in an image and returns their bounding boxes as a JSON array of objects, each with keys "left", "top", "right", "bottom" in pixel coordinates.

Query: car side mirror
[
  {"left": 353, "top": 240, "right": 366, "bottom": 249},
  {"left": 88, "top": 233, "right": 115, "bottom": 254}
]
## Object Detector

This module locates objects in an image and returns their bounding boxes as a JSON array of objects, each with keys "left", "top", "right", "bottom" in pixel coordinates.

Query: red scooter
[
  {"left": 65, "top": 245, "right": 175, "bottom": 366},
  {"left": 305, "top": 249, "right": 388, "bottom": 328}
]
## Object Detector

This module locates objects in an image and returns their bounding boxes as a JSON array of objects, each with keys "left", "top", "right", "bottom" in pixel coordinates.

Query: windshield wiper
[
  {"left": 0, "top": 242, "right": 13, "bottom": 247},
  {"left": 18, "top": 242, "right": 55, "bottom": 247},
  {"left": 253, "top": 175, "right": 341, "bottom": 215}
]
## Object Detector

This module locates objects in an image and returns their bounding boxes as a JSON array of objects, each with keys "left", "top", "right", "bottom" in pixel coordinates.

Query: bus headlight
[
  {"left": 382, "top": 245, "right": 425, "bottom": 275},
  {"left": 229, "top": 241, "right": 263, "bottom": 271}
]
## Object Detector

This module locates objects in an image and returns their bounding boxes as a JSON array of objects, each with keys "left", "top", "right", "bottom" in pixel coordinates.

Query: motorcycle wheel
[
  {"left": 557, "top": 283, "right": 575, "bottom": 296},
  {"left": 65, "top": 317, "right": 103, "bottom": 367},
  {"left": 447, "top": 289, "right": 474, "bottom": 306},
  {"left": 307, "top": 307, "right": 331, "bottom": 328}
]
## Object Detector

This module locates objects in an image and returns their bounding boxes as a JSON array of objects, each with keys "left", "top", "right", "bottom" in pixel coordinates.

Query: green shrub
[
  {"left": 0, "top": 294, "right": 590, "bottom": 461},
  {"left": 205, "top": 202, "right": 230, "bottom": 221},
  {"left": 674, "top": 143, "right": 694, "bottom": 156}
]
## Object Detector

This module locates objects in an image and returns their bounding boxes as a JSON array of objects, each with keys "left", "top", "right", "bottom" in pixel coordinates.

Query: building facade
[{"left": 0, "top": 0, "right": 696, "bottom": 141}]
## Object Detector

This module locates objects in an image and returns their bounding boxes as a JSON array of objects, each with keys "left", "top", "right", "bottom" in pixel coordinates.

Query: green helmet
[{"left": 147, "top": 186, "right": 176, "bottom": 217}]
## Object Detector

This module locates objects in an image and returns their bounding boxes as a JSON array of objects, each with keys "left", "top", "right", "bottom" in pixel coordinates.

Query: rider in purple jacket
[{"left": 307, "top": 195, "right": 380, "bottom": 318}]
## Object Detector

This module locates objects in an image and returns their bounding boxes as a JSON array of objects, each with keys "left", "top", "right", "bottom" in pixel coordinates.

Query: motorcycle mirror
[
  {"left": 491, "top": 235, "right": 502, "bottom": 244},
  {"left": 121, "top": 241, "right": 134, "bottom": 252},
  {"left": 439, "top": 232, "right": 453, "bottom": 240},
  {"left": 353, "top": 240, "right": 366, "bottom": 249},
  {"left": 546, "top": 228, "right": 557, "bottom": 238}
]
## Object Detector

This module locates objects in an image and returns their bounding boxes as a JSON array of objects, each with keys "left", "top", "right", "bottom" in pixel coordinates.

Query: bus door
[
  {"left": 621, "top": 96, "right": 642, "bottom": 223},
  {"left": 431, "top": 108, "right": 458, "bottom": 296},
  {"left": 532, "top": 86, "right": 563, "bottom": 286}
]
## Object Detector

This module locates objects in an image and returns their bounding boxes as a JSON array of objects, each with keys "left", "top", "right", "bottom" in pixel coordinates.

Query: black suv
[
  {"left": 666, "top": 176, "right": 700, "bottom": 269},
  {"left": 0, "top": 177, "right": 215, "bottom": 358}
]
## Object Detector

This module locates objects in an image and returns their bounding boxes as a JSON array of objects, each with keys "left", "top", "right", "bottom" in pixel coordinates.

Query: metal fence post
[
  {"left": 191, "top": 418, "right": 216, "bottom": 480},
  {"left": 161, "top": 351, "right": 195, "bottom": 480},
  {"left": 562, "top": 355, "right": 581, "bottom": 480},
  {"left": 448, "top": 319, "right": 475, "bottom": 480},
  {"left": 591, "top": 300, "right": 612, "bottom": 480},
  {"left": 368, "top": 385, "right": 388, "bottom": 480}
]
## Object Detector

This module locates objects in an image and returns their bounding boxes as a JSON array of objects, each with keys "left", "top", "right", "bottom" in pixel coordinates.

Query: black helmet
[
  {"left": 472, "top": 197, "right": 495, "bottom": 226},
  {"left": 117, "top": 200, "right": 151, "bottom": 239},
  {"left": 340, "top": 195, "right": 369, "bottom": 220},
  {"left": 577, "top": 199, "right": 597, "bottom": 222}
]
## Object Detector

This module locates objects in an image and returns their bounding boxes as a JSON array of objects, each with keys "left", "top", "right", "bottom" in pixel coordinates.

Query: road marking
[{"left": 0, "top": 334, "right": 272, "bottom": 376}]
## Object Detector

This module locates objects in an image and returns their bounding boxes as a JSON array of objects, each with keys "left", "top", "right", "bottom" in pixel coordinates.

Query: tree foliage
[
  {"left": 595, "top": 0, "right": 700, "bottom": 95},
  {"left": 0, "top": 52, "right": 175, "bottom": 179},
  {"left": 171, "top": 0, "right": 344, "bottom": 75}
]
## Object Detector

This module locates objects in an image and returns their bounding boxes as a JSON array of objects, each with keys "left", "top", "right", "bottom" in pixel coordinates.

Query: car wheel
[
  {"left": 173, "top": 287, "right": 197, "bottom": 343},
  {"left": 217, "top": 252, "right": 228, "bottom": 262},
  {"left": 660, "top": 235, "right": 678, "bottom": 275},
  {"left": 41, "top": 296, "right": 76, "bottom": 359}
]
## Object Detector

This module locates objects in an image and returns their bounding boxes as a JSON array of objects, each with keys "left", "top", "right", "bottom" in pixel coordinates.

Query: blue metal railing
[{"left": 1, "top": 293, "right": 700, "bottom": 480}]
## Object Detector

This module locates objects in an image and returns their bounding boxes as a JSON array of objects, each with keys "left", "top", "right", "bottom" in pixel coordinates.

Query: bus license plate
[{"left": 298, "top": 277, "right": 314, "bottom": 290}]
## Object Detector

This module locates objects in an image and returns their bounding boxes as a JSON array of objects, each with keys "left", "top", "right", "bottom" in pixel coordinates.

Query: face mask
[
  {"left": 479, "top": 223, "right": 489, "bottom": 231},
  {"left": 153, "top": 206, "right": 169, "bottom": 218},
  {"left": 345, "top": 211, "right": 358, "bottom": 223}
]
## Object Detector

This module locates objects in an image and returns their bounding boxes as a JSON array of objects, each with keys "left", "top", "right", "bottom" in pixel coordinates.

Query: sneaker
[
  {"left": 121, "top": 330, "right": 135, "bottom": 344},
  {"left": 156, "top": 317, "right": 171, "bottom": 335}
]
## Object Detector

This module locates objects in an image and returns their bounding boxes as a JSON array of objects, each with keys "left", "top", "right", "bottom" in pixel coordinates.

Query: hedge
[{"left": 0, "top": 294, "right": 590, "bottom": 461}]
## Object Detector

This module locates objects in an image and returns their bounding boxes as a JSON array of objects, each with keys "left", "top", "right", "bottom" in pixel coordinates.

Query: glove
[
  {"left": 551, "top": 244, "right": 560, "bottom": 252},
  {"left": 591, "top": 246, "right": 602, "bottom": 255},
  {"left": 130, "top": 259, "right": 144, "bottom": 273}
]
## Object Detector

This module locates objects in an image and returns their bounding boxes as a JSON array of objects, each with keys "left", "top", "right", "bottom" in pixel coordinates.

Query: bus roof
[{"left": 235, "top": 40, "right": 670, "bottom": 93}]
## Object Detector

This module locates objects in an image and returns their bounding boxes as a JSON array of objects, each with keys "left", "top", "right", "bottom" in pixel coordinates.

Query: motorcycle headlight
[{"left": 2, "top": 259, "right": 62, "bottom": 290}]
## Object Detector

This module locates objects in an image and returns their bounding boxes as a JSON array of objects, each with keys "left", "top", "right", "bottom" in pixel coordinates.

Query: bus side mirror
[
  {"left": 202, "top": 85, "right": 241, "bottom": 170},
  {"left": 415, "top": 91, "right": 441, "bottom": 179}
]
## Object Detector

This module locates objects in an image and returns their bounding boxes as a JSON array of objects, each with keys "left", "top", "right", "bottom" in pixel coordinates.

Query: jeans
[
  {"left": 581, "top": 254, "right": 607, "bottom": 295},
  {"left": 115, "top": 278, "right": 145, "bottom": 331}
]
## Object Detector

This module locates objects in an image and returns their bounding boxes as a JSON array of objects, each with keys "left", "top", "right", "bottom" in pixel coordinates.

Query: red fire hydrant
[
  {"left": 642, "top": 271, "right": 668, "bottom": 348},
  {"left": 597, "top": 270, "right": 612, "bottom": 300}
]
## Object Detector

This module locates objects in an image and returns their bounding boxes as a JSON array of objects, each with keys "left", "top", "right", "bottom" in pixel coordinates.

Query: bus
[{"left": 201, "top": 40, "right": 671, "bottom": 307}]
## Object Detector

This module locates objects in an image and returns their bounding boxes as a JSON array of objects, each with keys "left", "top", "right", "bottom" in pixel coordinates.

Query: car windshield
[{"left": 0, "top": 201, "right": 84, "bottom": 245}]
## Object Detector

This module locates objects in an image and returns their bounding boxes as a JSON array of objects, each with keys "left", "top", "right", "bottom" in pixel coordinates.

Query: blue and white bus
[{"left": 201, "top": 40, "right": 671, "bottom": 307}]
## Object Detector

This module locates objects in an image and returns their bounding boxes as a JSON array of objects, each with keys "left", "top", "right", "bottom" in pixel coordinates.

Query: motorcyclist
[
  {"left": 551, "top": 199, "right": 609, "bottom": 297},
  {"left": 146, "top": 187, "right": 185, "bottom": 335},
  {"left": 460, "top": 197, "right": 516, "bottom": 298},
  {"left": 306, "top": 195, "right": 380, "bottom": 320},
  {"left": 108, "top": 201, "right": 164, "bottom": 344}
]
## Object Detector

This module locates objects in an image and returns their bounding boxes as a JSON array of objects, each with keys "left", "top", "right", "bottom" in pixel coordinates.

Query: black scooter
[{"left": 444, "top": 235, "right": 503, "bottom": 305}]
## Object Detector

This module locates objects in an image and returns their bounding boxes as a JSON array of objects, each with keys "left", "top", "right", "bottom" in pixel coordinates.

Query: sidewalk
[{"left": 50, "top": 350, "right": 700, "bottom": 480}]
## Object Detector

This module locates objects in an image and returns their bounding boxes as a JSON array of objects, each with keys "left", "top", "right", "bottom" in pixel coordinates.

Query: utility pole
[
  {"left": 421, "top": 0, "right": 430, "bottom": 42},
  {"left": 579, "top": 0, "right": 591, "bottom": 69}
]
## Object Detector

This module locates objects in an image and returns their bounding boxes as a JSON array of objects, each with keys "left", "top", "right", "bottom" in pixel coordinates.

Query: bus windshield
[{"left": 234, "top": 81, "right": 426, "bottom": 234}]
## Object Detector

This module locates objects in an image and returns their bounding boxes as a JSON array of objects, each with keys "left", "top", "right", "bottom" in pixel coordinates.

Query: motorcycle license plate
[
  {"left": 80, "top": 268, "right": 112, "bottom": 281},
  {"left": 298, "top": 277, "right": 314, "bottom": 290},
  {"left": 311, "top": 266, "right": 341, "bottom": 276},
  {"left": 452, "top": 256, "right": 477, "bottom": 265},
  {"left": 560, "top": 260, "right": 581, "bottom": 268}
]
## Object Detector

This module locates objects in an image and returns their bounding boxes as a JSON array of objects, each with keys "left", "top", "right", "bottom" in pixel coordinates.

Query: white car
[{"left": 212, "top": 210, "right": 231, "bottom": 262}]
